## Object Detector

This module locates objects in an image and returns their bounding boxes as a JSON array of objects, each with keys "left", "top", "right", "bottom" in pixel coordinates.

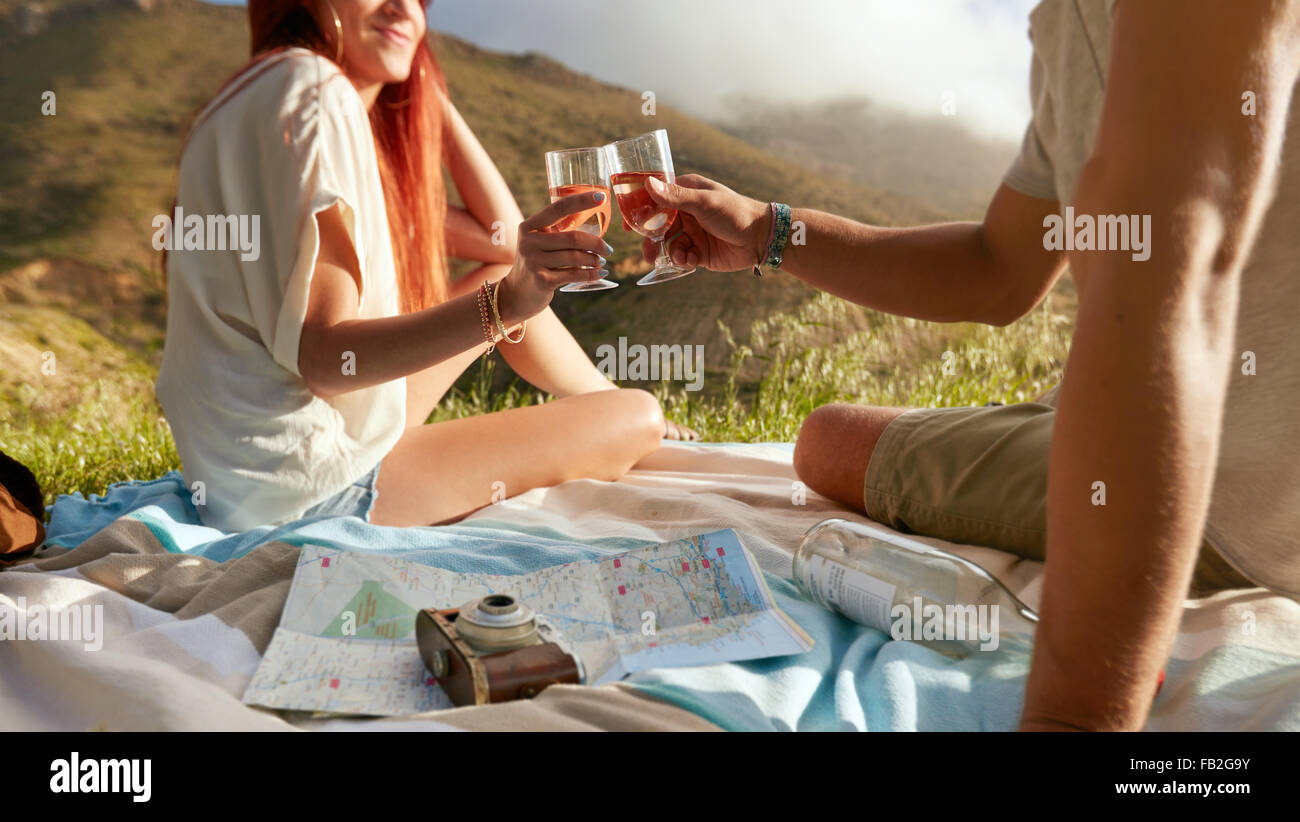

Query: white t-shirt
[
  {"left": 1005, "top": 0, "right": 1300, "bottom": 595},
  {"left": 156, "top": 48, "right": 406, "bottom": 532}
]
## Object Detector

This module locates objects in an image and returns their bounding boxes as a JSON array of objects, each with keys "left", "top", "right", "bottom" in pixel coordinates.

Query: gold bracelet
[
  {"left": 489, "top": 280, "right": 526, "bottom": 344},
  {"left": 476, "top": 282, "right": 498, "bottom": 356}
]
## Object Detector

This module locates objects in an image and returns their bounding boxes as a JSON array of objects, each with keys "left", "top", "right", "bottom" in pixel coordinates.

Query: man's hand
[
  {"left": 1020, "top": 0, "right": 1300, "bottom": 731},
  {"left": 638, "top": 175, "right": 771, "bottom": 272}
]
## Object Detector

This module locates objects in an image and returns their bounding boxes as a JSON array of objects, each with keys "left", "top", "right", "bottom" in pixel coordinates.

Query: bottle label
[{"left": 804, "top": 554, "right": 896, "bottom": 634}]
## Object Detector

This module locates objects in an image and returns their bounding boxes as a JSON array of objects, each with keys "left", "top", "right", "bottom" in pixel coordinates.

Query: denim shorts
[{"left": 300, "top": 459, "right": 383, "bottom": 522}]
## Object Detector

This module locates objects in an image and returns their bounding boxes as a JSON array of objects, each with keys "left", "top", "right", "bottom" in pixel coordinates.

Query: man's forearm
[
  {"left": 779, "top": 213, "right": 1001, "bottom": 321},
  {"left": 778, "top": 184, "right": 1064, "bottom": 326}
]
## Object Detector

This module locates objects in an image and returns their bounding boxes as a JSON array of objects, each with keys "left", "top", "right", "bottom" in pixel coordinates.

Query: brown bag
[{"left": 0, "top": 450, "right": 45, "bottom": 565}]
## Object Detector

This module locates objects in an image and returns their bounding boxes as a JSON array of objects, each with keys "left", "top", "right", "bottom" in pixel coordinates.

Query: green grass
[
  {"left": 1, "top": 288, "right": 1073, "bottom": 517},
  {"left": 1, "top": 384, "right": 178, "bottom": 516}
]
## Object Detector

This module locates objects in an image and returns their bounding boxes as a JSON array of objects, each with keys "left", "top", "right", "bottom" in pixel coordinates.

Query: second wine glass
[
  {"left": 544, "top": 146, "right": 617, "bottom": 292},
  {"left": 604, "top": 130, "right": 697, "bottom": 286}
]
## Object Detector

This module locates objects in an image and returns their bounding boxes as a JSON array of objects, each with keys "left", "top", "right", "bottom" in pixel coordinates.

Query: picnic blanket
[{"left": 2, "top": 441, "right": 1298, "bottom": 731}]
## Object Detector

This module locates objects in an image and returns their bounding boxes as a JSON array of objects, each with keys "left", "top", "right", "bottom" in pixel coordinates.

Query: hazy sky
[
  {"left": 427, "top": 0, "right": 1039, "bottom": 141},
  {"left": 206, "top": 0, "right": 1039, "bottom": 141}
]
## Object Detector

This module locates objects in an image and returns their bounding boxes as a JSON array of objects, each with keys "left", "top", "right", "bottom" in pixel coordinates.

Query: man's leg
[
  {"left": 793, "top": 404, "right": 908, "bottom": 511},
  {"left": 797, "top": 401, "right": 1053, "bottom": 557},
  {"left": 793, "top": 398, "right": 1250, "bottom": 591}
]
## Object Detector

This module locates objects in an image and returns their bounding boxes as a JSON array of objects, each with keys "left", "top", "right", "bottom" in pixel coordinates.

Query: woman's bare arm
[
  {"left": 296, "top": 192, "right": 609, "bottom": 399},
  {"left": 441, "top": 95, "right": 615, "bottom": 398}
]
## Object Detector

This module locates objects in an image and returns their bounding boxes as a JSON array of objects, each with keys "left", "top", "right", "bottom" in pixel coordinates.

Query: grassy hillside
[
  {"left": 0, "top": 0, "right": 1074, "bottom": 510},
  {"left": 0, "top": 0, "right": 943, "bottom": 366},
  {"left": 433, "top": 33, "right": 946, "bottom": 368},
  {"left": 717, "top": 95, "right": 1019, "bottom": 220}
]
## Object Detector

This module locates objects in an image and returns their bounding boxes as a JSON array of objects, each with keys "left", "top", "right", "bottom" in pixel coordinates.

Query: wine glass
[
  {"left": 604, "top": 129, "right": 697, "bottom": 286},
  {"left": 544, "top": 146, "right": 617, "bottom": 292}
]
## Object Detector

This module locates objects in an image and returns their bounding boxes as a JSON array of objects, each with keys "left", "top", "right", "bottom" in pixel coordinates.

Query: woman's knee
[
  {"left": 577, "top": 388, "right": 663, "bottom": 476},
  {"left": 613, "top": 388, "right": 665, "bottom": 462}
]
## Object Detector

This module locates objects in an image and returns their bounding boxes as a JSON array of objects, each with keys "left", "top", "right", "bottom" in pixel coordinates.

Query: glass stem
[{"left": 655, "top": 237, "right": 673, "bottom": 269}]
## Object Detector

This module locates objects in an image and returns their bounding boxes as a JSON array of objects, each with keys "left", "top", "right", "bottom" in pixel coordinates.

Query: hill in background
[
  {"left": 0, "top": 0, "right": 946, "bottom": 393},
  {"left": 717, "top": 95, "right": 1019, "bottom": 220}
]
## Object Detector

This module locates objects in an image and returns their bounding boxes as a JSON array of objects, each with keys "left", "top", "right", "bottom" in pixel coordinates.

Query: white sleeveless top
[{"left": 156, "top": 49, "right": 405, "bottom": 532}]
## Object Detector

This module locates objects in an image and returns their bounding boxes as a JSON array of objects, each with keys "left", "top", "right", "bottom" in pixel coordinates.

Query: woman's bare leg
[
  {"left": 371, "top": 388, "right": 665, "bottom": 526},
  {"left": 792, "top": 403, "right": 908, "bottom": 511}
]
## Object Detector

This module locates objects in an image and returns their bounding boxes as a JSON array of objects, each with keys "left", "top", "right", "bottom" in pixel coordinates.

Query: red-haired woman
[{"left": 156, "top": 0, "right": 685, "bottom": 532}]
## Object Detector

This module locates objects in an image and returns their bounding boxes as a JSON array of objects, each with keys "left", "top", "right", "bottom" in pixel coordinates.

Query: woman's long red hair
[{"left": 184, "top": 1, "right": 449, "bottom": 313}]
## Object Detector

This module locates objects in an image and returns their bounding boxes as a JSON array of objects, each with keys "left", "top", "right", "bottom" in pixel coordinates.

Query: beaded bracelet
[
  {"left": 476, "top": 281, "right": 498, "bottom": 356},
  {"left": 751, "top": 202, "right": 792, "bottom": 278},
  {"left": 489, "top": 280, "right": 526, "bottom": 345}
]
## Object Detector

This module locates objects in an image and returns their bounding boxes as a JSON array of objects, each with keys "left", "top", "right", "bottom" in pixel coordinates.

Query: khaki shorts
[{"left": 862, "top": 387, "right": 1252, "bottom": 593}]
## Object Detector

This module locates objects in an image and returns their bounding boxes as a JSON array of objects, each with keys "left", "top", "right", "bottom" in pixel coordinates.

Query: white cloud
[{"left": 430, "top": 0, "right": 1038, "bottom": 141}]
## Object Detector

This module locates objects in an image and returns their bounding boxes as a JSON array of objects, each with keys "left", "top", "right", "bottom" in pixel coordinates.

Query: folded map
[{"left": 242, "top": 529, "right": 814, "bottom": 716}]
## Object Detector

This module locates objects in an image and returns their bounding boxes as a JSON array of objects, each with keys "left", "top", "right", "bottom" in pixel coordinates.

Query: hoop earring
[
  {"left": 322, "top": 0, "right": 343, "bottom": 65},
  {"left": 383, "top": 63, "right": 424, "bottom": 110}
]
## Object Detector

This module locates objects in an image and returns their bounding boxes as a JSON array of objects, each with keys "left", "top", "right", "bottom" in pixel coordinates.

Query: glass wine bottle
[{"left": 793, "top": 518, "right": 1039, "bottom": 658}]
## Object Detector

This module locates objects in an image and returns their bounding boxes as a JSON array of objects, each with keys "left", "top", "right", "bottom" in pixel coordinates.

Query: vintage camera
[{"left": 415, "top": 594, "right": 584, "bottom": 707}]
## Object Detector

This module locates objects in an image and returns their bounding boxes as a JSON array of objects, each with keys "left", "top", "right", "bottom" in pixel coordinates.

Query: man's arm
[
  {"left": 1021, "top": 0, "right": 1300, "bottom": 731},
  {"left": 643, "top": 176, "right": 1066, "bottom": 326},
  {"left": 781, "top": 185, "right": 1067, "bottom": 326}
]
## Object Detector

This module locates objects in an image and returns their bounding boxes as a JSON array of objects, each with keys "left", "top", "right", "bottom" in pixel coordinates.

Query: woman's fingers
[
  {"left": 521, "top": 189, "right": 608, "bottom": 233},
  {"left": 538, "top": 266, "right": 607, "bottom": 287},
  {"left": 526, "top": 229, "right": 611, "bottom": 255},
  {"left": 534, "top": 249, "right": 606, "bottom": 270}
]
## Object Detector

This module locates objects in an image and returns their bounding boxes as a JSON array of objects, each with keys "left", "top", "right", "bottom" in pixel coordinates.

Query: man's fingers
[
  {"left": 673, "top": 173, "right": 716, "bottom": 191},
  {"left": 668, "top": 234, "right": 694, "bottom": 266},
  {"left": 643, "top": 216, "right": 707, "bottom": 265},
  {"left": 645, "top": 175, "right": 712, "bottom": 214},
  {"left": 669, "top": 214, "right": 710, "bottom": 265},
  {"left": 521, "top": 190, "right": 608, "bottom": 233}
]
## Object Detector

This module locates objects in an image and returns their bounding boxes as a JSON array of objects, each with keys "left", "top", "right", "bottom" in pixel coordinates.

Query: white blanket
[{"left": 2, "top": 442, "right": 1297, "bottom": 731}]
